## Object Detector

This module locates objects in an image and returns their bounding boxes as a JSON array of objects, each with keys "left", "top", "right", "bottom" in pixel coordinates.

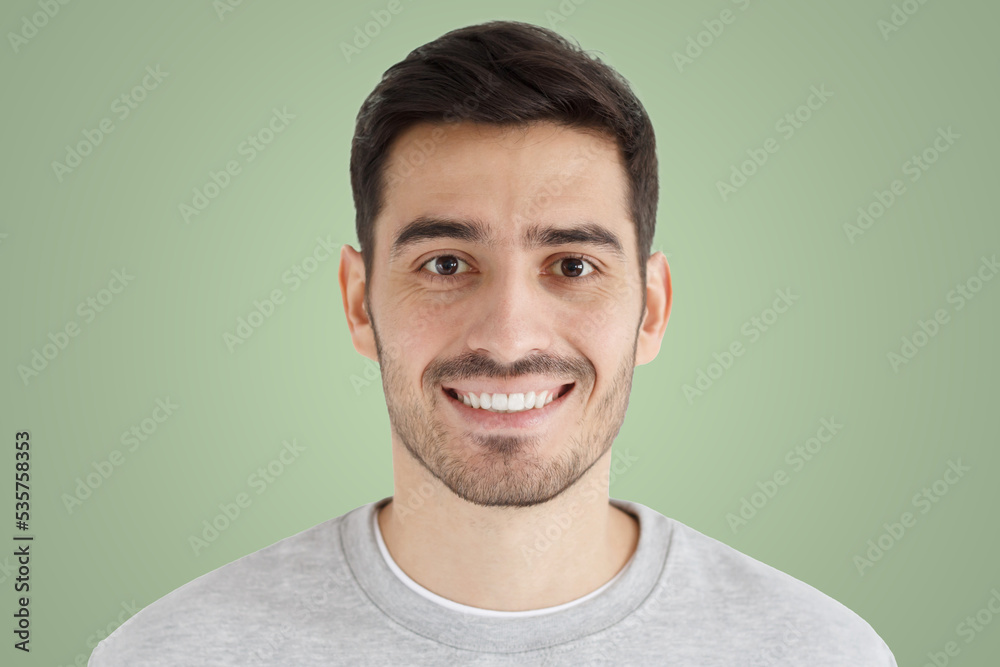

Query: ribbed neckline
[{"left": 340, "top": 495, "right": 672, "bottom": 653}]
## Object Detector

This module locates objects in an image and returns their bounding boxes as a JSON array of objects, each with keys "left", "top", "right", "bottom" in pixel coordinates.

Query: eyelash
[{"left": 418, "top": 253, "right": 600, "bottom": 284}]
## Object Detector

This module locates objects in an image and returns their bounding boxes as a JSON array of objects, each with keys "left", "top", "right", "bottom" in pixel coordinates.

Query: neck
[{"left": 378, "top": 443, "right": 639, "bottom": 611}]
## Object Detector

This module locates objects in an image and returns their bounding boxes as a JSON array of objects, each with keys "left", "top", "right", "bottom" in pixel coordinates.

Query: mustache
[{"left": 426, "top": 350, "right": 594, "bottom": 385}]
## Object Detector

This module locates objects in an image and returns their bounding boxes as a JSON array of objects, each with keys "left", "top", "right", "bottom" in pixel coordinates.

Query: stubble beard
[{"left": 371, "top": 317, "right": 637, "bottom": 509}]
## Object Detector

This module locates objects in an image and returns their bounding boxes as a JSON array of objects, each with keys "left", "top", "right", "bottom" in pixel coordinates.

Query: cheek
[
  {"left": 570, "top": 308, "right": 638, "bottom": 381},
  {"left": 563, "top": 302, "right": 621, "bottom": 345},
  {"left": 378, "top": 299, "right": 462, "bottom": 371},
  {"left": 404, "top": 299, "right": 463, "bottom": 343}
]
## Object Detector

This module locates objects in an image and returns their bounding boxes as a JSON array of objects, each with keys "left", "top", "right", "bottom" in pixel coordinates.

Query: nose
[{"left": 463, "top": 261, "right": 553, "bottom": 365}]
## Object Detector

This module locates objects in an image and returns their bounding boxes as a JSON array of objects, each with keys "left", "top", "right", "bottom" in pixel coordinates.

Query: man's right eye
[{"left": 421, "top": 255, "right": 471, "bottom": 278}]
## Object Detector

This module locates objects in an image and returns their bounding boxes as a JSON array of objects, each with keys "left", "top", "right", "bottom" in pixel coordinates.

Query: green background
[{"left": 2, "top": 0, "right": 998, "bottom": 664}]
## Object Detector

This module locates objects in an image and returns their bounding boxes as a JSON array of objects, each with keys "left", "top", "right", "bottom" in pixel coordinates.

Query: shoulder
[
  {"left": 652, "top": 512, "right": 897, "bottom": 665},
  {"left": 88, "top": 510, "right": 358, "bottom": 667}
]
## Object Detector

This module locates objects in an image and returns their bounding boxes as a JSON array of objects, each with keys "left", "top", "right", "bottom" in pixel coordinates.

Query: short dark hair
[{"left": 350, "top": 20, "right": 658, "bottom": 299}]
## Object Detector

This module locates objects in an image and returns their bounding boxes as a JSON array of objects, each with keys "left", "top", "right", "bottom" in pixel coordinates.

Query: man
[{"left": 91, "top": 20, "right": 897, "bottom": 665}]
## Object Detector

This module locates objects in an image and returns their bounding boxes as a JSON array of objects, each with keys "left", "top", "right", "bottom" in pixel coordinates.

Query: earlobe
[
  {"left": 339, "top": 244, "right": 379, "bottom": 362},
  {"left": 635, "top": 251, "right": 672, "bottom": 367}
]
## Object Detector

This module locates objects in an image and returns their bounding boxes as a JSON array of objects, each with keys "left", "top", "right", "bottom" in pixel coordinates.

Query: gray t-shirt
[{"left": 89, "top": 496, "right": 897, "bottom": 665}]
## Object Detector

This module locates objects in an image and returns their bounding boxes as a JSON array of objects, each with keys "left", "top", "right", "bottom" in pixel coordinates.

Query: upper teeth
[{"left": 457, "top": 389, "right": 559, "bottom": 413}]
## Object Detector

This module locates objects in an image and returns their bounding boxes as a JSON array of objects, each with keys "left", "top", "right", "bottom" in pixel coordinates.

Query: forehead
[{"left": 377, "top": 120, "right": 634, "bottom": 257}]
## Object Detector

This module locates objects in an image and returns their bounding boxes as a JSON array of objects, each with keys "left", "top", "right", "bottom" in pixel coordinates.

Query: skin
[{"left": 339, "top": 120, "right": 671, "bottom": 611}]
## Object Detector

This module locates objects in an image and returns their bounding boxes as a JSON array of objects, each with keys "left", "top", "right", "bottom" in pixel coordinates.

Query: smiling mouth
[{"left": 443, "top": 383, "right": 575, "bottom": 413}]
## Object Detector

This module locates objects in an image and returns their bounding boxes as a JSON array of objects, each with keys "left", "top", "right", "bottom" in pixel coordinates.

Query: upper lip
[{"left": 442, "top": 381, "right": 574, "bottom": 396}]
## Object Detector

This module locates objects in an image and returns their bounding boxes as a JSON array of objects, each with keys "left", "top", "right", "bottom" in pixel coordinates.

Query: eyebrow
[{"left": 388, "top": 215, "right": 626, "bottom": 262}]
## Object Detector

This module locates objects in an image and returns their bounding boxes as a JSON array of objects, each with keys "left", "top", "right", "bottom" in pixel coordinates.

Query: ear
[
  {"left": 339, "top": 244, "right": 379, "bottom": 363},
  {"left": 635, "top": 251, "right": 672, "bottom": 367}
]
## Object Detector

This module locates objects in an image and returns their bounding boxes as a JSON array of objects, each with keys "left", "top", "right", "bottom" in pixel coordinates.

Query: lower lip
[{"left": 442, "top": 384, "right": 574, "bottom": 429}]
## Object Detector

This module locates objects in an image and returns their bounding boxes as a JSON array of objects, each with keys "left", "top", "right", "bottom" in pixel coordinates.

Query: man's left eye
[{"left": 550, "top": 257, "right": 595, "bottom": 278}]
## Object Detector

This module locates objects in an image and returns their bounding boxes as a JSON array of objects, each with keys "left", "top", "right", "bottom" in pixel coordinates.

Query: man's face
[{"left": 364, "top": 121, "right": 648, "bottom": 508}]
